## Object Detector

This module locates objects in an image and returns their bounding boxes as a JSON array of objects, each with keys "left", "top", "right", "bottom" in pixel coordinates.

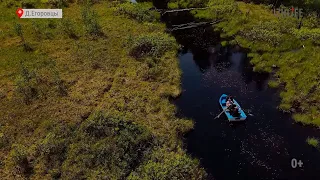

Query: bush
[
  {"left": 268, "top": 80, "right": 280, "bottom": 88},
  {"left": 5, "top": 0, "right": 18, "bottom": 8},
  {"left": 117, "top": 2, "right": 160, "bottom": 23},
  {"left": 61, "top": 111, "right": 153, "bottom": 179},
  {"left": 81, "top": 5, "right": 103, "bottom": 37},
  {"left": 14, "top": 23, "right": 33, "bottom": 51},
  {"left": 48, "top": 0, "right": 69, "bottom": 8},
  {"left": 129, "top": 33, "right": 178, "bottom": 59},
  {"left": 60, "top": 18, "right": 78, "bottom": 39},
  {"left": 21, "top": 0, "right": 37, "bottom": 8},
  {"left": 53, "top": 69, "right": 68, "bottom": 96},
  {"left": 5, "top": 144, "right": 31, "bottom": 177},
  {"left": 306, "top": 137, "right": 319, "bottom": 148},
  {"left": 15, "top": 62, "right": 38, "bottom": 104},
  {"left": 31, "top": 21, "right": 44, "bottom": 41},
  {"left": 293, "top": 28, "right": 320, "bottom": 45},
  {"left": 241, "top": 21, "right": 283, "bottom": 45},
  {"left": 26, "top": 122, "right": 75, "bottom": 178},
  {"left": 168, "top": 0, "right": 209, "bottom": 8},
  {"left": 128, "top": 147, "right": 207, "bottom": 180}
]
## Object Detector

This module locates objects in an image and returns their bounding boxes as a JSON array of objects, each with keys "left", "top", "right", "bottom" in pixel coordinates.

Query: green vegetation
[
  {"left": 129, "top": 33, "right": 178, "bottom": 58},
  {"left": 117, "top": 2, "right": 160, "bottom": 22},
  {"left": 306, "top": 137, "right": 319, "bottom": 148},
  {"left": 81, "top": 4, "right": 103, "bottom": 37},
  {"left": 168, "top": 0, "right": 209, "bottom": 8},
  {"left": 192, "top": 0, "right": 320, "bottom": 127},
  {"left": 128, "top": 147, "right": 207, "bottom": 179},
  {"left": 0, "top": 0, "right": 206, "bottom": 179}
]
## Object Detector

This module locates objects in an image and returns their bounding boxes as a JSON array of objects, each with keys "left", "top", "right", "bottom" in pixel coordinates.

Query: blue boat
[{"left": 219, "top": 94, "right": 247, "bottom": 121}]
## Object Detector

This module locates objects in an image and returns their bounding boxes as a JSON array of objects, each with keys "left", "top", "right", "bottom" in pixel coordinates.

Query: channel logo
[{"left": 273, "top": 7, "right": 303, "bottom": 19}]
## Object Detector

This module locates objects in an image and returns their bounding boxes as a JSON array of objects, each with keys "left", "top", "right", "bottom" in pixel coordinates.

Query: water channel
[{"left": 158, "top": 4, "right": 320, "bottom": 180}]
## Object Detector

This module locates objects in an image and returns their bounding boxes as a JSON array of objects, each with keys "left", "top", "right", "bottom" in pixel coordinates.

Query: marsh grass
[
  {"left": 0, "top": 1, "right": 205, "bottom": 179},
  {"left": 81, "top": 4, "right": 104, "bottom": 38},
  {"left": 15, "top": 62, "right": 38, "bottom": 104},
  {"left": 60, "top": 18, "right": 78, "bottom": 39},
  {"left": 14, "top": 23, "right": 33, "bottom": 51},
  {"left": 268, "top": 80, "right": 280, "bottom": 88},
  {"left": 307, "top": 137, "right": 319, "bottom": 148},
  {"left": 129, "top": 33, "right": 178, "bottom": 59},
  {"left": 167, "top": 0, "right": 209, "bottom": 8},
  {"left": 117, "top": 2, "right": 160, "bottom": 23}
]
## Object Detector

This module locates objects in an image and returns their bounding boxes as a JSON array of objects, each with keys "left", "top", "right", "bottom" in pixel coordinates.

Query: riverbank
[
  {"left": 0, "top": 1, "right": 206, "bottom": 178},
  {"left": 188, "top": 0, "right": 320, "bottom": 128}
]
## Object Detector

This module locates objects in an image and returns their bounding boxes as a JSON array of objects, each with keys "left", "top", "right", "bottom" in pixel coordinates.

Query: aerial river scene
[{"left": 1, "top": 0, "right": 319, "bottom": 179}]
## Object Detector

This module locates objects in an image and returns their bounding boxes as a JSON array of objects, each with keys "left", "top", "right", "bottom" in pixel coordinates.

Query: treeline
[{"left": 0, "top": 0, "right": 207, "bottom": 179}]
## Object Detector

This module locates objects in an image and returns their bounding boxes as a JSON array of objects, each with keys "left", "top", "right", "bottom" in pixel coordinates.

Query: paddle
[{"left": 214, "top": 108, "right": 228, "bottom": 119}]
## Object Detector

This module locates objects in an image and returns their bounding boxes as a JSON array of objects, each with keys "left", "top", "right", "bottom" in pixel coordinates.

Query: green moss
[
  {"left": 129, "top": 32, "right": 178, "bottom": 58},
  {"left": 306, "top": 137, "right": 319, "bottom": 148},
  {"left": 168, "top": 2, "right": 179, "bottom": 9},
  {"left": 168, "top": 0, "right": 209, "bottom": 8},
  {"left": 117, "top": 2, "right": 160, "bottom": 23},
  {"left": 268, "top": 80, "right": 280, "bottom": 88},
  {"left": 128, "top": 147, "right": 207, "bottom": 179},
  {"left": 221, "top": 40, "right": 228, "bottom": 47}
]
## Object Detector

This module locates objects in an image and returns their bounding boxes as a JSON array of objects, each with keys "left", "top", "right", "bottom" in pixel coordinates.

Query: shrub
[
  {"left": 61, "top": 111, "right": 153, "bottom": 179},
  {"left": 60, "top": 18, "right": 78, "bottom": 39},
  {"left": 30, "top": 123, "right": 75, "bottom": 178},
  {"left": 241, "top": 22, "right": 283, "bottom": 45},
  {"left": 48, "top": 0, "right": 69, "bottom": 8},
  {"left": 14, "top": 23, "right": 33, "bottom": 51},
  {"left": 21, "top": 0, "right": 37, "bottom": 8},
  {"left": 31, "top": 21, "right": 43, "bottom": 40},
  {"left": 293, "top": 28, "right": 320, "bottom": 45},
  {"left": 81, "top": 5, "right": 103, "bottom": 37},
  {"left": 306, "top": 137, "right": 319, "bottom": 148},
  {"left": 53, "top": 69, "right": 68, "bottom": 96},
  {"left": 128, "top": 147, "right": 207, "bottom": 180},
  {"left": 117, "top": 2, "right": 160, "bottom": 23},
  {"left": 268, "top": 80, "right": 280, "bottom": 88},
  {"left": 129, "top": 33, "right": 178, "bottom": 59},
  {"left": 47, "top": 19, "right": 58, "bottom": 29},
  {"left": 5, "top": 0, "right": 18, "bottom": 8},
  {"left": 15, "top": 62, "right": 38, "bottom": 104},
  {"left": 5, "top": 144, "right": 31, "bottom": 177}
]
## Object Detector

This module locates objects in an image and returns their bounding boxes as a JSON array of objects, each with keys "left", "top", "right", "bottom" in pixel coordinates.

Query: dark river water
[{"left": 157, "top": 5, "right": 320, "bottom": 180}]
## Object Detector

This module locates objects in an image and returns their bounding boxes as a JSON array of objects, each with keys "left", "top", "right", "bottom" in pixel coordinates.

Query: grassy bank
[
  {"left": 0, "top": 1, "right": 207, "bottom": 179},
  {"left": 191, "top": 0, "right": 320, "bottom": 127}
]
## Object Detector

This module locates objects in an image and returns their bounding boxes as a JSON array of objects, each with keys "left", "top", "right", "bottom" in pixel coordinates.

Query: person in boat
[
  {"left": 226, "top": 95, "right": 234, "bottom": 108},
  {"left": 229, "top": 104, "right": 240, "bottom": 116},
  {"left": 226, "top": 95, "right": 239, "bottom": 116}
]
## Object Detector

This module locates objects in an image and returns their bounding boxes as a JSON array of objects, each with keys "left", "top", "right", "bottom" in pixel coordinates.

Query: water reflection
[{"left": 187, "top": 45, "right": 268, "bottom": 91}]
